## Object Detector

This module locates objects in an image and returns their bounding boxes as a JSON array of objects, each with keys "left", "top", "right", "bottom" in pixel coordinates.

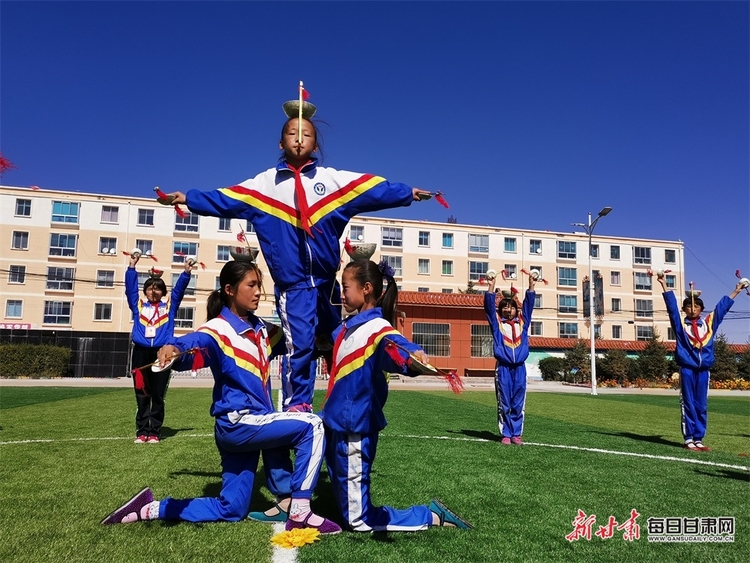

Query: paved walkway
[{"left": 1, "top": 374, "right": 747, "bottom": 396}]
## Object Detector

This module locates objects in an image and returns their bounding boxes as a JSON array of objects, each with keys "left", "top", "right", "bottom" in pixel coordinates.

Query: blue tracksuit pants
[
  {"left": 160, "top": 411, "right": 324, "bottom": 522},
  {"left": 679, "top": 366, "right": 709, "bottom": 442},
  {"left": 325, "top": 428, "right": 432, "bottom": 532},
  {"left": 495, "top": 364, "right": 527, "bottom": 438},
  {"left": 276, "top": 281, "right": 341, "bottom": 409}
]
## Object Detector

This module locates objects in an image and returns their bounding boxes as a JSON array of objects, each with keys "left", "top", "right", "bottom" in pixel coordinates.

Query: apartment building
[{"left": 1, "top": 185, "right": 684, "bottom": 345}]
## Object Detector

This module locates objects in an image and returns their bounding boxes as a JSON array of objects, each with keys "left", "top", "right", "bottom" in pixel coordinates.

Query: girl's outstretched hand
[
  {"left": 413, "top": 188, "right": 432, "bottom": 201},
  {"left": 157, "top": 345, "right": 179, "bottom": 368},
  {"left": 167, "top": 191, "right": 187, "bottom": 205}
]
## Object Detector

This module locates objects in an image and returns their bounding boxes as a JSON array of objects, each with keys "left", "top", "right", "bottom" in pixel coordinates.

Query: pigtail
[
  {"left": 207, "top": 290, "right": 224, "bottom": 321},
  {"left": 377, "top": 259, "right": 398, "bottom": 327}
]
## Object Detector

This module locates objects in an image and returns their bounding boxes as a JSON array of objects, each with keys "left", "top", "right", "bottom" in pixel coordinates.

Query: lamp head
[{"left": 598, "top": 206, "right": 612, "bottom": 217}]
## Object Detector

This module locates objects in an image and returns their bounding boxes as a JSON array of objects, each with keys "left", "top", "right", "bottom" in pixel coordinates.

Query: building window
[
  {"left": 218, "top": 217, "right": 232, "bottom": 232},
  {"left": 15, "top": 198, "right": 31, "bottom": 217},
  {"left": 217, "top": 245, "right": 231, "bottom": 262},
  {"left": 469, "top": 234, "right": 489, "bottom": 253},
  {"left": 590, "top": 244, "right": 599, "bottom": 258},
  {"left": 137, "top": 272, "right": 150, "bottom": 287},
  {"left": 470, "top": 324, "right": 493, "bottom": 357},
  {"left": 665, "top": 274, "right": 676, "bottom": 289},
  {"left": 175, "top": 211, "right": 199, "bottom": 232},
  {"left": 172, "top": 273, "right": 197, "bottom": 297},
  {"left": 441, "top": 288, "right": 453, "bottom": 294},
  {"left": 44, "top": 301, "right": 72, "bottom": 325},
  {"left": 49, "top": 233, "right": 77, "bottom": 257},
  {"left": 382, "top": 255, "right": 402, "bottom": 277},
  {"left": 559, "top": 322, "right": 578, "bottom": 339},
  {"left": 51, "top": 201, "right": 80, "bottom": 224},
  {"left": 417, "top": 287, "right": 430, "bottom": 293},
  {"left": 504, "top": 237, "right": 516, "bottom": 252},
  {"left": 246, "top": 221, "right": 256, "bottom": 233},
  {"left": 635, "top": 299, "right": 654, "bottom": 318},
  {"left": 8, "top": 265, "right": 26, "bottom": 284},
  {"left": 469, "top": 261, "right": 488, "bottom": 282},
  {"left": 94, "top": 303, "right": 112, "bottom": 321},
  {"left": 418, "top": 258, "right": 430, "bottom": 274},
  {"left": 610, "top": 245, "right": 620, "bottom": 260},
  {"left": 534, "top": 294, "right": 542, "bottom": 309},
  {"left": 594, "top": 325, "right": 602, "bottom": 339},
  {"left": 412, "top": 322, "right": 450, "bottom": 357},
  {"left": 558, "top": 241, "right": 577, "bottom": 259},
  {"left": 442, "top": 233, "right": 454, "bottom": 248},
  {"left": 418, "top": 231, "right": 430, "bottom": 247},
  {"left": 46, "top": 267, "right": 75, "bottom": 291},
  {"left": 611, "top": 271, "right": 621, "bottom": 286},
  {"left": 101, "top": 205, "right": 119, "bottom": 223},
  {"left": 381, "top": 227, "right": 403, "bottom": 248},
  {"left": 6, "top": 300, "right": 23, "bottom": 318},
  {"left": 530, "top": 321, "right": 543, "bottom": 336},
  {"left": 636, "top": 325, "right": 654, "bottom": 341},
  {"left": 349, "top": 225, "right": 364, "bottom": 241},
  {"left": 134, "top": 239, "right": 153, "bottom": 256},
  {"left": 442, "top": 260, "right": 454, "bottom": 276},
  {"left": 611, "top": 298, "right": 622, "bottom": 312},
  {"left": 173, "top": 242, "right": 198, "bottom": 263},
  {"left": 634, "top": 246, "right": 651, "bottom": 264},
  {"left": 529, "top": 239, "right": 542, "bottom": 255},
  {"left": 503, "top": 264, "right": 518, "bottom": 281},
  {"left": 667, "top": 327, "right": 676, "bottom": 341},
  {"left": 558, "top": 294, "right": 578, "bottom": 314},
  {"left": 12, "top": 231, "right": 29, "bottom": 250},
  {"left": 665, "top": 249, "right": 676, "bottom": 264},
  {"left": 137, "top": 209, "right": 154, "bottom": 226},
  {"left": 175, "top": 307, "right": 195, "bottom": 329},
  {"left": 612, "top": 325, "right": 622, "bottom": 339},
  {"left": 557, "top": 267, "right": 577, "bottom": 287},
  {"left": 99, "top": 237, "right": 117, "bottom": 255},
  {"left": 634, "top": 272, "right": 652, "bottom": 291},
  {"left": 96, "top": 270, "right": 115, "bottom": 288}
]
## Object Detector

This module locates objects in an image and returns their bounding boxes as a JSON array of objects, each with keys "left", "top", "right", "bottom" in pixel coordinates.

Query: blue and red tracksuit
[
  {"left": 157, "top": 307, "right": 325, "bottom": 522},
  {"left": 663, "top": 291, "right": 735, "bottom": 443},
  {"left": 320, "top": 308, "right": 433, "bottom": 532},
  {"left": 125, "top": 267, "right": 191, "bottom": 438},
  {"left": 484, "top": 290, "right": 535, "bottom": 439},
  {"left": 184, "top": 158, "right": 415, "bottom": 410}
]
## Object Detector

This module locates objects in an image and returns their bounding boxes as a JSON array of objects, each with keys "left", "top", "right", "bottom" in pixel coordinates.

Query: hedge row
[{"left": 0, "top": 344, "right": 71, "bottom": 378}]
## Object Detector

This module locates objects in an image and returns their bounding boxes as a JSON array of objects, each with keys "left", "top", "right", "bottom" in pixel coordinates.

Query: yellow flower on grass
[{"left": 271, "top": 528, "right": 321, "bottom": 548}]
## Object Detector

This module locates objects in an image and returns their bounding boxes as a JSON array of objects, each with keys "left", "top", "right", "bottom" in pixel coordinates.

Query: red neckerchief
[
  {"left": 501, "top": 318, "right": 519, "bottom": 341},
  {"left": 687, "top": 318, "right": 704, "bottom": 349},
  {"left": 247, "top": 328, "right": 268, "bottom": 376},
  {"left": 146, "top": 301, "right": 166, "bottom": 325},
  {"left": 286, "top": 161, "right": 314, "bottom": 236}
]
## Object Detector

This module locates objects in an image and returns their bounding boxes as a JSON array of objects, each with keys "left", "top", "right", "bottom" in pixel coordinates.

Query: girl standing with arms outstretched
[
  {"left": 319, "top": 259, "right": 471, "bottom": 532},
  {"left": 125, "top": 253, "right": 193, "bottom": 444},
  {"left": 102, "top": 260, "right": 339, "bottom": 533},
  {"left": 165, "top": 107, "right": 431, "bottom": 414}
]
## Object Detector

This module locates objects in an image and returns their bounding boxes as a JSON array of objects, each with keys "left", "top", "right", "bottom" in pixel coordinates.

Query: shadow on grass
[
  {"left": 160, "top": 426, "right": 196, "bottom": 438},
  {"left": 593, "top": 430, "right": 683, "bottom": 448},
  {"left": 694, "top": 468, "right": 750, "bottom": 482},
  {"left": 447, "top": 429, "right": 500, "bottom": 442}
]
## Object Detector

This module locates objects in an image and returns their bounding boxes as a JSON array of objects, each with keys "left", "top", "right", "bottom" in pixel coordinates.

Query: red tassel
[
  {"left": 384, "top": 341, "right": 408, "bottom": 369},
  {"left": 736, "top": 270, "right": 742, "bottom": 279},
  {"left": 174, "top": 205, "right": 187, "bottom": 219},
  {"left": 191, "top": 349, "right": 205, "bottom": 371},
  {"left": 0, "top": 152, "right": 16, "bottom": 174},
  {"left": 30, "top": 185, "right": 41, "bottom": 190},
  {"left": 149, "top": 255, "right": 158, "bottom": 262},
  {"left": 132, "top": 368, "right": 149, "bottom": 396},
  {"left": 501, "top": 270, "right": 509, "bottom": 281},
  {"left": 154, "top": 186, "right": 170, "bottom": 202},
  {"left": 434, "top": 191, "right": 450, "bottom": 209},
  {"left": 344, "top": 238, "right": 354, "bottom": 255},
  {"left": 301, "top": 87, "right": 310, "bottom": 100},
  {"left": 237, "top": 231, "right": 246, "bottom": 242},
  {"left": 443, "top": 370, "right": 465, "bottom": 394},
  {"left": 198, "top": 262, "right": 206, "bottom": 270},
  {"left": 175, "top": 251, "right": 185, "bottom": 256}
]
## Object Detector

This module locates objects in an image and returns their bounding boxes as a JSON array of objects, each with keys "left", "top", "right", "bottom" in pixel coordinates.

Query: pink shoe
[
  {"left": 134, "top": 436, "right": 147, "bottom": 444},
  {"left": 511, "top": 436, "right": 523, "bottom": 445},
  {"left": 100, "top": 487, "right": 154, "bottom": 525},
  {"left": 147, "top": 436, "right": 160, "bottom": 444},
  {"left": 285, "top": 513, "right": 341, "bottom": 535},
  {"left": 501, "top": 437, "right": 511, "bottom": 445},
  {"left": 286, "top": 403, "right": 313, "bottom": 413}
]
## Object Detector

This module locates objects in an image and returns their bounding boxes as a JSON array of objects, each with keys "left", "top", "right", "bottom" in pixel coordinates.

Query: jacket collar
[
  {"left": 276, "top": 157, "right": 318, "bottom": 174},
  {"left": 219, "top": 306, "right": 265, "bottom": 336},
  {"left": 344, "top": 307, "right": 385, "bottom": 329}
]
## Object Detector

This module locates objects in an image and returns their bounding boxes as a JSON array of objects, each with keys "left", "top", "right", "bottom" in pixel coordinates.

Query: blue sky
[{"left": 2, "top": 1, "right": 748, "bottom": 342}]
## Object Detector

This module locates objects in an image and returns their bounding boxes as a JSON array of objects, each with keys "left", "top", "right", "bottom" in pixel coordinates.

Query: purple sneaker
[
  {"left": 285, "top": 513, "right": 342, "bottom": 535},
  {"left": 286, "top": 403, "right": 313, "bottom": 413},
  {"left": 100, "top": 487, "right": 154, "bottom": 525}
]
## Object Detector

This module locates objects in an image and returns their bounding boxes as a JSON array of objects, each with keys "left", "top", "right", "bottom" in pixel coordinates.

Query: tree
[
  {"left": 738, "top": 347, "right": 750, "bottom": 380},
  {"left": 460, "top": 280, "right": 481, "bottom": 294},
  {"left": 539, "top": 356, "right": 566, "bottom": 381},
  {"left": 564, "top": 340, "right": 590, "bottom": 384},
  {"left": 598, "top": 349, "right": 633, "bottom": 385},
  {"left": 710, "top": 334, "right": 738, "bottom": 382},
  {"left": 635, "top": 331, "right": 669, "bottom": 382}
]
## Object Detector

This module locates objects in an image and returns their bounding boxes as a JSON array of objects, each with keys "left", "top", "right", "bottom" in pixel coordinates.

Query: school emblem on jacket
[{"left": 313, "top": 182, "right": 326, "bottom": 196}]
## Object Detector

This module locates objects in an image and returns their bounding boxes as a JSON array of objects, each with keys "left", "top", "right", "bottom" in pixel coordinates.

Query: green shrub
[
  {"left": 0, "top": 344, "right": 71, "bottom": 378},
  {"left": 538, "top": 356, "right": 566, "bottom": 381}
]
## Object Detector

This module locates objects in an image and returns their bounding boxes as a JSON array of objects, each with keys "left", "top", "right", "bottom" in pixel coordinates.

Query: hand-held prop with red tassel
[
  {"left": 415, "top": 190, "right": 450, "bottom": 208},
  {"left": 383, "top": 339, "right": 464, "bottom": 394},
  {"left": 131, "top": 347, "right": 206, "bottom": 395},
  {"left": 154, "top": 186, "right": 187, "bottom": 218}
]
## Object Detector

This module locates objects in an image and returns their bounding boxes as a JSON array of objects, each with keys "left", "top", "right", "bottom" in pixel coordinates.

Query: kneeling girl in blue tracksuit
[
  {"left": 320, "top": 259, "right": 471, "bottom": 532},
  {"left": 101, "top": 260, "right": 339, "bottom": 534},
  {"left": 484, "top": 273, "right": 536, "bottom": 445}
]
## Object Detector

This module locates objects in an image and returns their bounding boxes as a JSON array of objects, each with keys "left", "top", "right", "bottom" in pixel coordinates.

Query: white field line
[
  {"left": 271, "top": 390, "right": 298, "bottom": 563},
  {"left": 395, "top": 434, "right": 750, "bottom": 472}
]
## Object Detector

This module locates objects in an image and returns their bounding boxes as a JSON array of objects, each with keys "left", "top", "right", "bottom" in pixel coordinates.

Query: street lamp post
[{"left": 572, "top": 206, "right": 612, "bottom": 396}]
